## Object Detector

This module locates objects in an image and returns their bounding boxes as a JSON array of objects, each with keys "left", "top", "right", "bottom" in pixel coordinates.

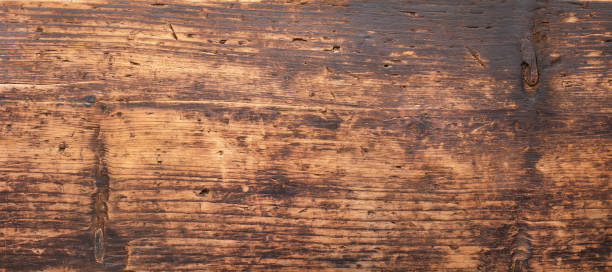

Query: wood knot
[
  {"left": 510, "top": 229, "right": 532, "bottom": 272},
  {"left": 520, "top": 37, "right": 539, "bottom": 87}
]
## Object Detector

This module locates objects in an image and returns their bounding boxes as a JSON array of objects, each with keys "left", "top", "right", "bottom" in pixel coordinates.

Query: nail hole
[
  {"left": 325, "top": 45, "right": 340, "bottom": 52},
  {"left": 199, "top": 188, "right": 209, "bottom": 195},
  {"left": 83, "top": 95, "right": 96, "bottom": 104},
  {"left": 58, "top": 142, "right": 67, "bottom": 152}
]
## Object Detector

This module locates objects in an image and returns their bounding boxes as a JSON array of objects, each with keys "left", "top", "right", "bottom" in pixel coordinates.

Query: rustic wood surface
[{"left": 1, "top": 0, "right": 610, "bottom": 271}]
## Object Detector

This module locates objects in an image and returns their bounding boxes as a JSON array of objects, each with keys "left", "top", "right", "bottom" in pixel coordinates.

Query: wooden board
[{"left": 1, "top": 0, "right": 610, "bottom": 271}]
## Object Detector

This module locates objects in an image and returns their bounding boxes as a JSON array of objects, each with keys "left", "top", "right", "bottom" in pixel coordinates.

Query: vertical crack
[
  {"left": 473, "top": 1, "right": 550, "bottom": 271},
  {"left": 92, "top": 124, "right": 109, "bottom": 264},
  {"left": 86, "top": 101, "right": 128, "bottom": 269},
  {"left": 509, "top": 1, "right": 549, "bottom": 271}
]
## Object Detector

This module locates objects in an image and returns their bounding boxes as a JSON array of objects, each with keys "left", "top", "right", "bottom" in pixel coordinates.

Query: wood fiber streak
[{"left": 0, "top": 0, "right": 610, "bottom": 271}]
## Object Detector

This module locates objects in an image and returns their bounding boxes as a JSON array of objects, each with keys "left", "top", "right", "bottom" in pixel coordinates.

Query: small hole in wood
[
  {"left": 199, "top": 188, "right": 209, "bottom": 195},
  {"left": 58, "top": 142, "right": 67, "bottom": 152}
]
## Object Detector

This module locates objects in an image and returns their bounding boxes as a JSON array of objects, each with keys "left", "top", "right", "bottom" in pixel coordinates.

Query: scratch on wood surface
[
  {"left": 466, "top": 46, "right": 486, "bottom": 67},
  {"left": 168, "top": 23, "right": 178, "bottom": 40}
]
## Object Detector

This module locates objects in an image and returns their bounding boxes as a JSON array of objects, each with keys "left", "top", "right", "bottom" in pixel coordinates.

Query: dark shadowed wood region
[{"left": 0, "top": 0, "right": 610, "bottom": 271}]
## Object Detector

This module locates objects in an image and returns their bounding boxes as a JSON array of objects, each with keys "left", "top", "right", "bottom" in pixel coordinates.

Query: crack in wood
[
  {"left": 92, "top": 123, "right": 109, "bottom": 264},
  {"left": 503, "top": 17, "right": 544, "bottom": 272}
]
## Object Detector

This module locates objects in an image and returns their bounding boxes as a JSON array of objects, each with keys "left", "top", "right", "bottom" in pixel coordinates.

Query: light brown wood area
[{"left": 1, "top": 0, "right": 610, "bottom": 271}]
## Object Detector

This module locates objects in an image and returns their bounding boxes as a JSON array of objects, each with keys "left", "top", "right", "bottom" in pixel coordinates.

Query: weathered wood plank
[{"left": 1, "top": 0, "right": 610, "bottom": 271}]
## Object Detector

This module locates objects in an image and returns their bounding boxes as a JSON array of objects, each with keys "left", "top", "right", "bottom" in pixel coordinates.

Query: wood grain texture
[{"left": 1, "top": 0, "right": 610, "bottom": 271}]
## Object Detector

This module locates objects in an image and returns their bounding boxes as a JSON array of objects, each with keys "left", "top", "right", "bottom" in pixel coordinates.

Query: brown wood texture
[{"left": 1, "top": 0, "right": 610, "bottom": 271}]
